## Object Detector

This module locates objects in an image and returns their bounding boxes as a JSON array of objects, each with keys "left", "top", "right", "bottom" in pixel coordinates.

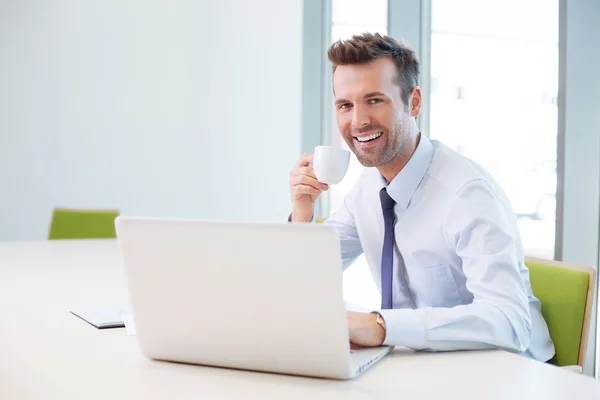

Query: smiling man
[{"left": 288, "top": 33, "right": 555, "bottom": 361}]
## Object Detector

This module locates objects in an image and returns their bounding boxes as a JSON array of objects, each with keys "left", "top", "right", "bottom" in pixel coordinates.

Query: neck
[{"left": 377, "top": 129, "right": 421, "bottom": 184}]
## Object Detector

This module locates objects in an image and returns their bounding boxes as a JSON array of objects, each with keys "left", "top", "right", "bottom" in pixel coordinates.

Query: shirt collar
[{"left": 376, "top": 134, "right": 435, "bottom": 209}]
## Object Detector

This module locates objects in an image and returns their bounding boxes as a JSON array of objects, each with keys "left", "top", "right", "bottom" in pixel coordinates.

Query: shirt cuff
[
  {"left": 378, "top": 308, "right": 427, "bottom": 349},
  {"left": 287, "top": 213, "right": 315, "bottom": 223}
]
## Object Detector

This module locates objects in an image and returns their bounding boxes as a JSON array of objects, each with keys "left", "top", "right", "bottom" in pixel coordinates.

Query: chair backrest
[
  {"left": 48, "top": 208, "right": 120, "bottom": 240},
  {"left": 525, "top": 256, "right": 596, "bottom": 368}
]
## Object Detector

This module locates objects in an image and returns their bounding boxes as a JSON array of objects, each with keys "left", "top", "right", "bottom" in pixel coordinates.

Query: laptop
[{"left": 115, "top": 216, "right": 393, "bottom": 379}]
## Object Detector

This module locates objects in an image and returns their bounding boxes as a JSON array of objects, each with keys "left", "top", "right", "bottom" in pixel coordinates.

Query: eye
[
  {"left": 338, "top": 103, "right": 352, "bottom": 110},
  {"left": 368, "top": 98, "right": 383, "bottom": 104}
]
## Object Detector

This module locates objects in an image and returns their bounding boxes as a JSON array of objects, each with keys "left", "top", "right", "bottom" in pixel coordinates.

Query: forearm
[{"left": 378, "top": 300, "right": 532, "bottom": 352}]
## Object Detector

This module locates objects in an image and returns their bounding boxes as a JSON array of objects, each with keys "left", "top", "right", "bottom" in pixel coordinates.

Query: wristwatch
[{"left": 372, "top": 311, "right": 387, "bottom": 331}]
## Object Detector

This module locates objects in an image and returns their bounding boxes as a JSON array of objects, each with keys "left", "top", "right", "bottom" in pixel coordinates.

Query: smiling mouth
[{"left": 354, "top": 132, "right": 383, "bottom": 143}]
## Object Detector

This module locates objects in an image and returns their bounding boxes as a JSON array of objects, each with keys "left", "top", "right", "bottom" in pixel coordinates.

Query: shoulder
[{"left": 426, "top": 140, "right": 503, "bottom": 198}]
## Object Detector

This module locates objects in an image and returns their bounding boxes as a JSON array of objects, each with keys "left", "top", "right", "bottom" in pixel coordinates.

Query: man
[{"left": 288, "top": 33, "right": 554, "bottom": 361}]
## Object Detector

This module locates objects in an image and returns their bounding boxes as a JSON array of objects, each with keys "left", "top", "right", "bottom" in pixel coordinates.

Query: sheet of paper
[
  {"left": 70, "top": 307, "right": 130, "bottom": 329},
  {"left": 121, "top": 313, "right": 136, "bottom": 335}
]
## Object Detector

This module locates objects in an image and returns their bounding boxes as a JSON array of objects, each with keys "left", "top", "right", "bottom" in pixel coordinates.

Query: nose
[{"left": 351, "top": 104, "right": 370, "bottom": 130}]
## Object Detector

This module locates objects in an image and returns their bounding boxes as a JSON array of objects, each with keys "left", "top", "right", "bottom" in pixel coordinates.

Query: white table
[{"left": 1, "top": 239, "right": 600, "bottom": 399}]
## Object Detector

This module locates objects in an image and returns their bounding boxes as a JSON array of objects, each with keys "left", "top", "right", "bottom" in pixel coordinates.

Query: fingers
[
  {"left": 292, "top": 185, "right": 321, "bottom": 197},
  {"left": 289, "top": 163, "right": 329, "bottom": 190},
  {"left": 295, "top": 153, "right": 314, "bottom": 168},
  {"left": 290, "top": 166, "right": 317, "bottom": 180},
  {"left": 290, "top": 174, "right": 328, "bottom": 191},
  {"left": 289, "top": 154, "right": 329, "bottom": 202}
]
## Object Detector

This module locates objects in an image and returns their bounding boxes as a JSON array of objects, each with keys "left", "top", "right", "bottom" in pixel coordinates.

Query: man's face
[{"left": 333, "top": 58, "right": 414, "bottom": 168}]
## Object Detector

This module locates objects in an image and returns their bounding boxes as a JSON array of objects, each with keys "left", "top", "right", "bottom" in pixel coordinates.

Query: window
[
  {"left": 329, "top": 0, "right": 388, "bottom": 216},
  {"left": 326, "top": 0, "right": 387, "bottom": 309},
  {"left": 430, "top": 0, "right": 559, "bottom": 259}
]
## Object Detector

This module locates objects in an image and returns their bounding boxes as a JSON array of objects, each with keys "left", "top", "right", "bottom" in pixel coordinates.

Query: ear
[{"left": 409, "top": 86, "right": 422, "bottom": 117}]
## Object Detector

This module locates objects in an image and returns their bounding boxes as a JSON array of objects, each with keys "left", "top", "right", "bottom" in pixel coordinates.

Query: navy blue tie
[{"left": 379, "top": 188, "right": 396, "bottom": 309}]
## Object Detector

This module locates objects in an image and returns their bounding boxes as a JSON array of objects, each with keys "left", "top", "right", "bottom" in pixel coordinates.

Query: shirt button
[{"left": 400, "top": 287, "right": 406, "bottom": 292}]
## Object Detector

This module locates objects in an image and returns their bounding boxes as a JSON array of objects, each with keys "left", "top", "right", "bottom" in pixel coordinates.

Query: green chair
[
  {"left": 525, "top": 256, "right": 596, "bottom": 371},
  {"left": 48, "top": 208, "right": 120, "bottom": 240}
]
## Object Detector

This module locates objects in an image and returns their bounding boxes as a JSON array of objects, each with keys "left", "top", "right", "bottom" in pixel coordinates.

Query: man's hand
[
  {"left": 289, "top": 153, "right": 328, "bottom": 222},
  {"left": 347, "top": 311, "right": 386, "bottom": 347}
]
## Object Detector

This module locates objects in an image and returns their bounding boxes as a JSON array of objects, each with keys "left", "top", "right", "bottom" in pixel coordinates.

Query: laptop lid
[{"left": 115, "top": 217, "right": 355, "bottom": 379}]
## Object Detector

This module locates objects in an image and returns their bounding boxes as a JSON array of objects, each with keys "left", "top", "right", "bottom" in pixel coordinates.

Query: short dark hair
[{"left": 328, "top": 33, "right": 420, "bottom": 106}]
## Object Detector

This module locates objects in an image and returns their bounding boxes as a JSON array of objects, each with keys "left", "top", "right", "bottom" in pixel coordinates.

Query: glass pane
[
  {"left": 332, "top": 0, "right": 387, "bottom": 26},
  {"left": 430, "top": 0, "right": 558, "bottom": 259},
  {"left": 332, "top": 24, "right": 388, "bottom": 43},
  {"left": 328, "top": 2, "right": 388, "bottom": 309}
]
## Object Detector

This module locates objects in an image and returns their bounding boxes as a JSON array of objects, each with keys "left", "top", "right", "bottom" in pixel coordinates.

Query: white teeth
[{"left": 356, "top": 132, "right": 383, "bottom": 142}]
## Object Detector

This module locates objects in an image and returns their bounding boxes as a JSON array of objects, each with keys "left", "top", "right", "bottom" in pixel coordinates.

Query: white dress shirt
[{"left": 325, "top": 135, "right": 555, "bottom": 361}]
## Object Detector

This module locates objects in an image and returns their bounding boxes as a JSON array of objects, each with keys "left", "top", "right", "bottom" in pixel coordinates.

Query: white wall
[{"left": 0, "top": 0, "right": 303, "bottom": 240}]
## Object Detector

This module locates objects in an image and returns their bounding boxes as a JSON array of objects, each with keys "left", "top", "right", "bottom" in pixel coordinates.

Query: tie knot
[{"left": 379, "top": 188, "right": 396, "bottom": 210}]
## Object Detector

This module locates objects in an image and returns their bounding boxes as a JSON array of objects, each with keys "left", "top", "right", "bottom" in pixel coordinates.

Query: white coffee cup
[{"left": 313, "top": 146, "right": 351, "bottom": 185}]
